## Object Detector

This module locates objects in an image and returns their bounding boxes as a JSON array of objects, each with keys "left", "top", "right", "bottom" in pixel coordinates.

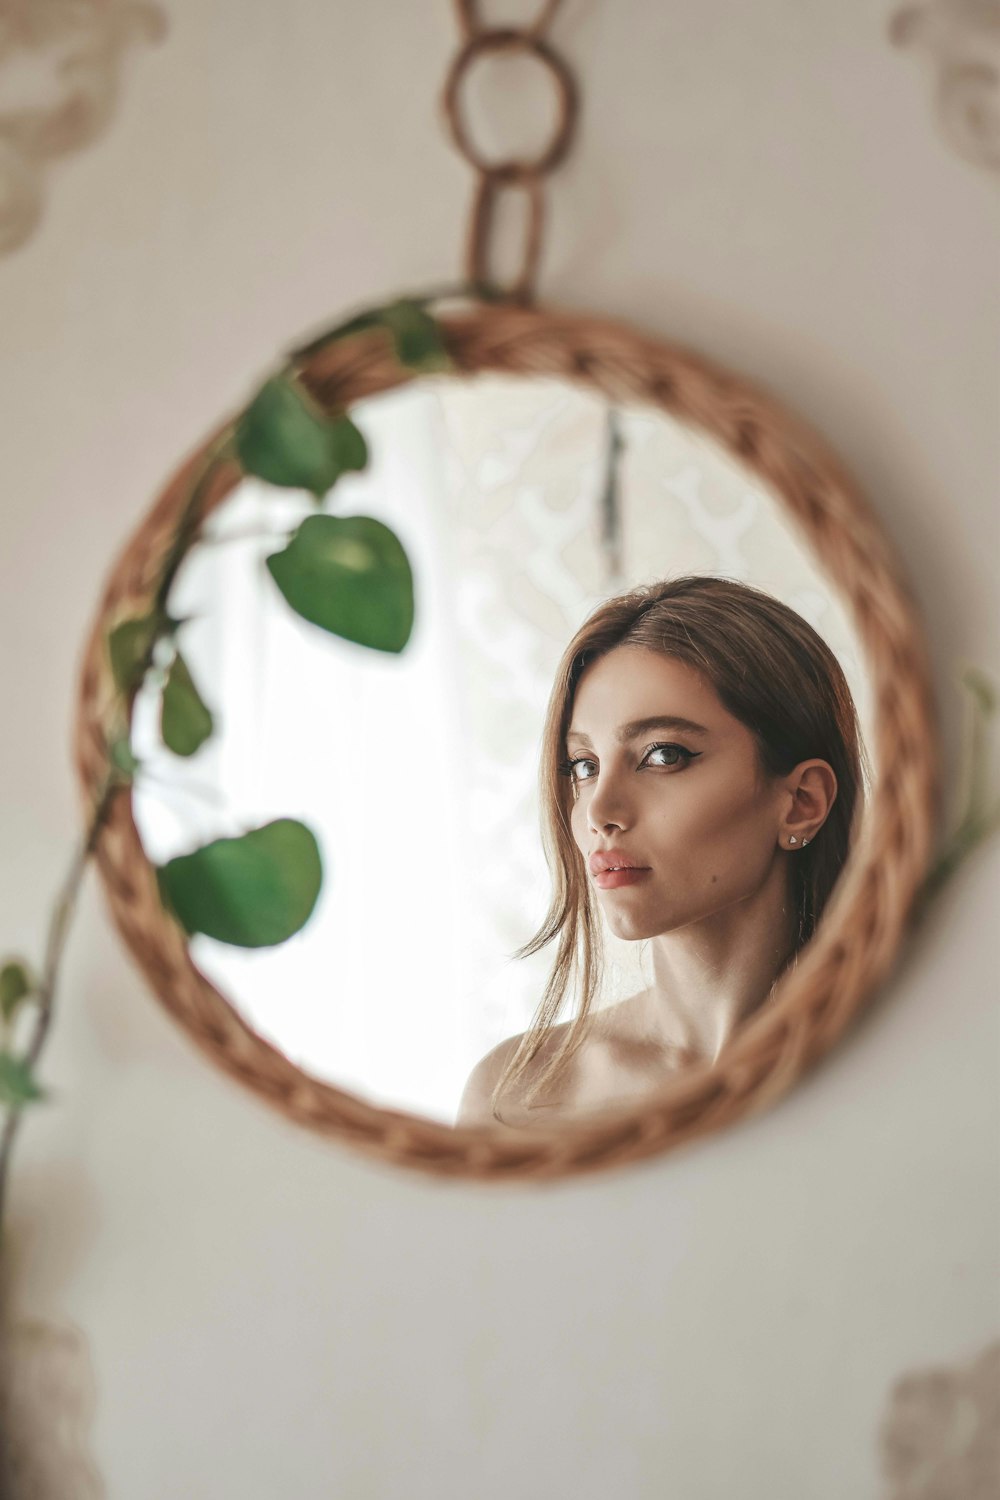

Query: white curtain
[{"left": 131, "top": 375, "right": 875, "bottom": 1123}]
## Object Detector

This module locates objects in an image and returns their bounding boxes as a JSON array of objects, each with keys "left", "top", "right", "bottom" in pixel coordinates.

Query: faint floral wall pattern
[
  {"left": 0, "top": 1317, "right": 105, "bottom": 1499},
  {"left": 878, "top": 1339, "right": 1000, "bottom": 1500},
  {"left": 0, "top": 0, "right": 167, "bottom": 257},
  {"left": 891, "top": 0, "right": 1000, "bottom": 172}
]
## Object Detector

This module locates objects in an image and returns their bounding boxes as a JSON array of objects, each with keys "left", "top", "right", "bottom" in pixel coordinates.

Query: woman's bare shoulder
[
  {"left": 455, "top": 1020, "right": 574, "bottom": 1127},
  {"left": 455, "top": 990, "right": 694, "bottom": 1126},
  {"left": 455, "top": 1035, "right": 520, "bottom": 1126}
]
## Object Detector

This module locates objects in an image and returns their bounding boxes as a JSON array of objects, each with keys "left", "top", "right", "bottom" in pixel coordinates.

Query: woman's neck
[{"left": 642, "top": 859, "right": 798, "bottom": 1063}]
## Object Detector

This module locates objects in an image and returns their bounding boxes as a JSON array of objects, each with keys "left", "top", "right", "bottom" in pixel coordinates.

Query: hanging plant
[
  {"left": 0, "top": 283, "right": 495, "bottom": 1231},
  {"left": 99, "top": 293, "right": 455, "bottom": 951}
]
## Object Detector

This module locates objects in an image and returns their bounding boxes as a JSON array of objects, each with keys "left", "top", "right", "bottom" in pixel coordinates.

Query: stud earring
[{"left": 787, "top": 835, "right": 811, "bottom": 847}]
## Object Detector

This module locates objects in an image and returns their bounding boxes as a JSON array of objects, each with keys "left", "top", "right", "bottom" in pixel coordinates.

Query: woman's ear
[{"left": 785, "top": 759, "right": 838, "bottom": 833}]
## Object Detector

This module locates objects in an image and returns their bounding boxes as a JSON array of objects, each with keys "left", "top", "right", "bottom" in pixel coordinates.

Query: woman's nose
[{"left": 586, "top": 772, "right": 631, "bottom": 834}]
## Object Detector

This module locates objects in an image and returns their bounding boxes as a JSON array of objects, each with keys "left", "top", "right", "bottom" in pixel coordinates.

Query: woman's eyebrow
[{"left": 566, "top": 715, "right": 711, "bottom": 746}]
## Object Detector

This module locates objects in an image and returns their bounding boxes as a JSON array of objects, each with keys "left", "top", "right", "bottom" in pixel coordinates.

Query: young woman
[{"left": 457, "top": 575, "right": 869, "bottom": 1128}]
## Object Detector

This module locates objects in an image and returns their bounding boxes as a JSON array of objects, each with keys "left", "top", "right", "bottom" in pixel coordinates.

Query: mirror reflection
[{"left": 131, "top": 373, "right": 875, "bottom": 1126}]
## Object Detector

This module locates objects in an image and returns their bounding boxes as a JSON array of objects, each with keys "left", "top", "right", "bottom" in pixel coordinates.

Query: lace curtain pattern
[{"left": 130, "top": 375, "right": 874, "bottom": 1123}]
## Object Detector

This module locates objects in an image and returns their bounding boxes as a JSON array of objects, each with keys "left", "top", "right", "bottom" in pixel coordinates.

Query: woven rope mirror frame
[{"left": 72, "top": 299, "right": 941, "bottom": 1181}]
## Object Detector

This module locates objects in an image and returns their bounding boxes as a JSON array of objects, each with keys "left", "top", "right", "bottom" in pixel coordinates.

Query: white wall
[{"left": 1, "top": 2, "right": 997, "bottom": 1495}]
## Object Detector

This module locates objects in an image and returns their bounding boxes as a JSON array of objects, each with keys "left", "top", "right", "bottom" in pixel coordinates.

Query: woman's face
[{"left": 564, "top": 646, "right": 790, "bottom": 941}]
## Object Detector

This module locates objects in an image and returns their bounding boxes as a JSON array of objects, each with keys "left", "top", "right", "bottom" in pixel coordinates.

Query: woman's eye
[
  {"left": 558, "top": 743, "right": 699, "bottom": 783},
  {"left": 644, "top": 743, "right": 694, "bottom": 768}
]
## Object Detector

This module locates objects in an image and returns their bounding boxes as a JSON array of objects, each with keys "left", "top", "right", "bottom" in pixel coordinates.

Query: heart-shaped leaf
[
  {"left": 161, "top": 650, "right": 214, "bottom": 756},
  {"left": 0, "top": 1053, "right": 45, "bottom": 1106},
  {"left": 325, "top": 412, "right": 368, "bottom": 476},
  {"left": 235, "top": 375, "right": 368, "bottom": 498},
  {"left": 107, "top": 612, "right": 163, "bottom": 696},
  {"left": 380, "top": 298, "right": 452, "bottom": 372},
  {"left": 155, "top": 818, "right": 323, "bottom": 948},
  {"left": 0, "top": 960, "right": 36, "bottom": 1023},
  {"left": 266, "top": 514, "right": 414, "bottom": 653}
]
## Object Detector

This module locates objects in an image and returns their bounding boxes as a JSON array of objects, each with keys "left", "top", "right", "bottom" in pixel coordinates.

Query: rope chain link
[{"left": 441, "top": 0, "right": 578, "bottom": 304}]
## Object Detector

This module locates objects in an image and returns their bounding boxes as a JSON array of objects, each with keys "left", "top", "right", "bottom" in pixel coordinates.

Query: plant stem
[
  {"left": 912, "top": 675, "right": 1000, "bottom": 920},
  {"left": 0, "top": 770, "right": 123, "bottom": 1243},
  {"left": 916, "top": 798, "right": 1000, "bottom": 914},
  {"left": 152, "top": 429, "right": 238, "bottom": 625},
  {"left": 286, "top": 278, "right": 504, "bottom": 364},
  {"left": 194, "top": 526, "right": 292, "bottom": 548},
  {"left": 0, "top": 432, "right": 238, "bottom": 1245}
]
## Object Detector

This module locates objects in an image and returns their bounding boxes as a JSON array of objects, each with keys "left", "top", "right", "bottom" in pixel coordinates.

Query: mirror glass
[{"left": 130, "top": 373, "right": 876, "bottom": 1125}]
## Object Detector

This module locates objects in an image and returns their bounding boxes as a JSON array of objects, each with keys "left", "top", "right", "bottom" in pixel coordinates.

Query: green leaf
[
  {"left": 266, "top": 514, "right": 414, "bottom": 653},
  {"left": 108, "top": 736, "right": 142, "bottom": 780},
  {"left": 331, "top": 310, "right": 383, "bottom": 340},
  {"left": 379, "top": 299, "right": 452, "bottom": 372},
  {"left": 161, "top": 651, "right": 214, "bottom": 757},
  {"left": 235, "top": 374, "right": 368, "bottom": 498},
  {"left": 325, "top": 413, "right": 368, "bottom": 476},
  {"left": 107, "top": 613, "right": 163, "bottom": 696},
  {"left": 155, "top": 819, "right": 323, "bottom": 948},
  {"left": 163, "top": 611, "right": 198, "bottom": 633},
  {"left": 0, "top": 1053, "right": 45, "bottom": 1106},
  {"left": 0, "top": 961, "right": 36, "bottom": 1023}
]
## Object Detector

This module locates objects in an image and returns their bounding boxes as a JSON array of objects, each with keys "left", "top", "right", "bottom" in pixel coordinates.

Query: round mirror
[{"left": 74, "top": 301, "right": 937, "bottom": 1177}]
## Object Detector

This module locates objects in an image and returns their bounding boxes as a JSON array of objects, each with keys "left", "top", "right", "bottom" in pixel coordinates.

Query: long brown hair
[{"left": 490, "top": 574, "right": 871, "bottom": 1120}]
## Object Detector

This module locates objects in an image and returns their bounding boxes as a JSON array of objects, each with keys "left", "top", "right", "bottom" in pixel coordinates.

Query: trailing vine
[{"left": 0, "top": 280, "right": 501, "bottom": 1234}]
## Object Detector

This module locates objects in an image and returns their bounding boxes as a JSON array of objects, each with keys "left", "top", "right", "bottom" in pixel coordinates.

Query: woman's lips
[{"left": 593, "top": 867, "right": 651, "bottom": 890}]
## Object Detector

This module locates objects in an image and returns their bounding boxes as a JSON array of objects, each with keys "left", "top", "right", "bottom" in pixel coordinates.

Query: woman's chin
[{"left": 603, "top": 906, "right": 664, "bottom": 942}]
